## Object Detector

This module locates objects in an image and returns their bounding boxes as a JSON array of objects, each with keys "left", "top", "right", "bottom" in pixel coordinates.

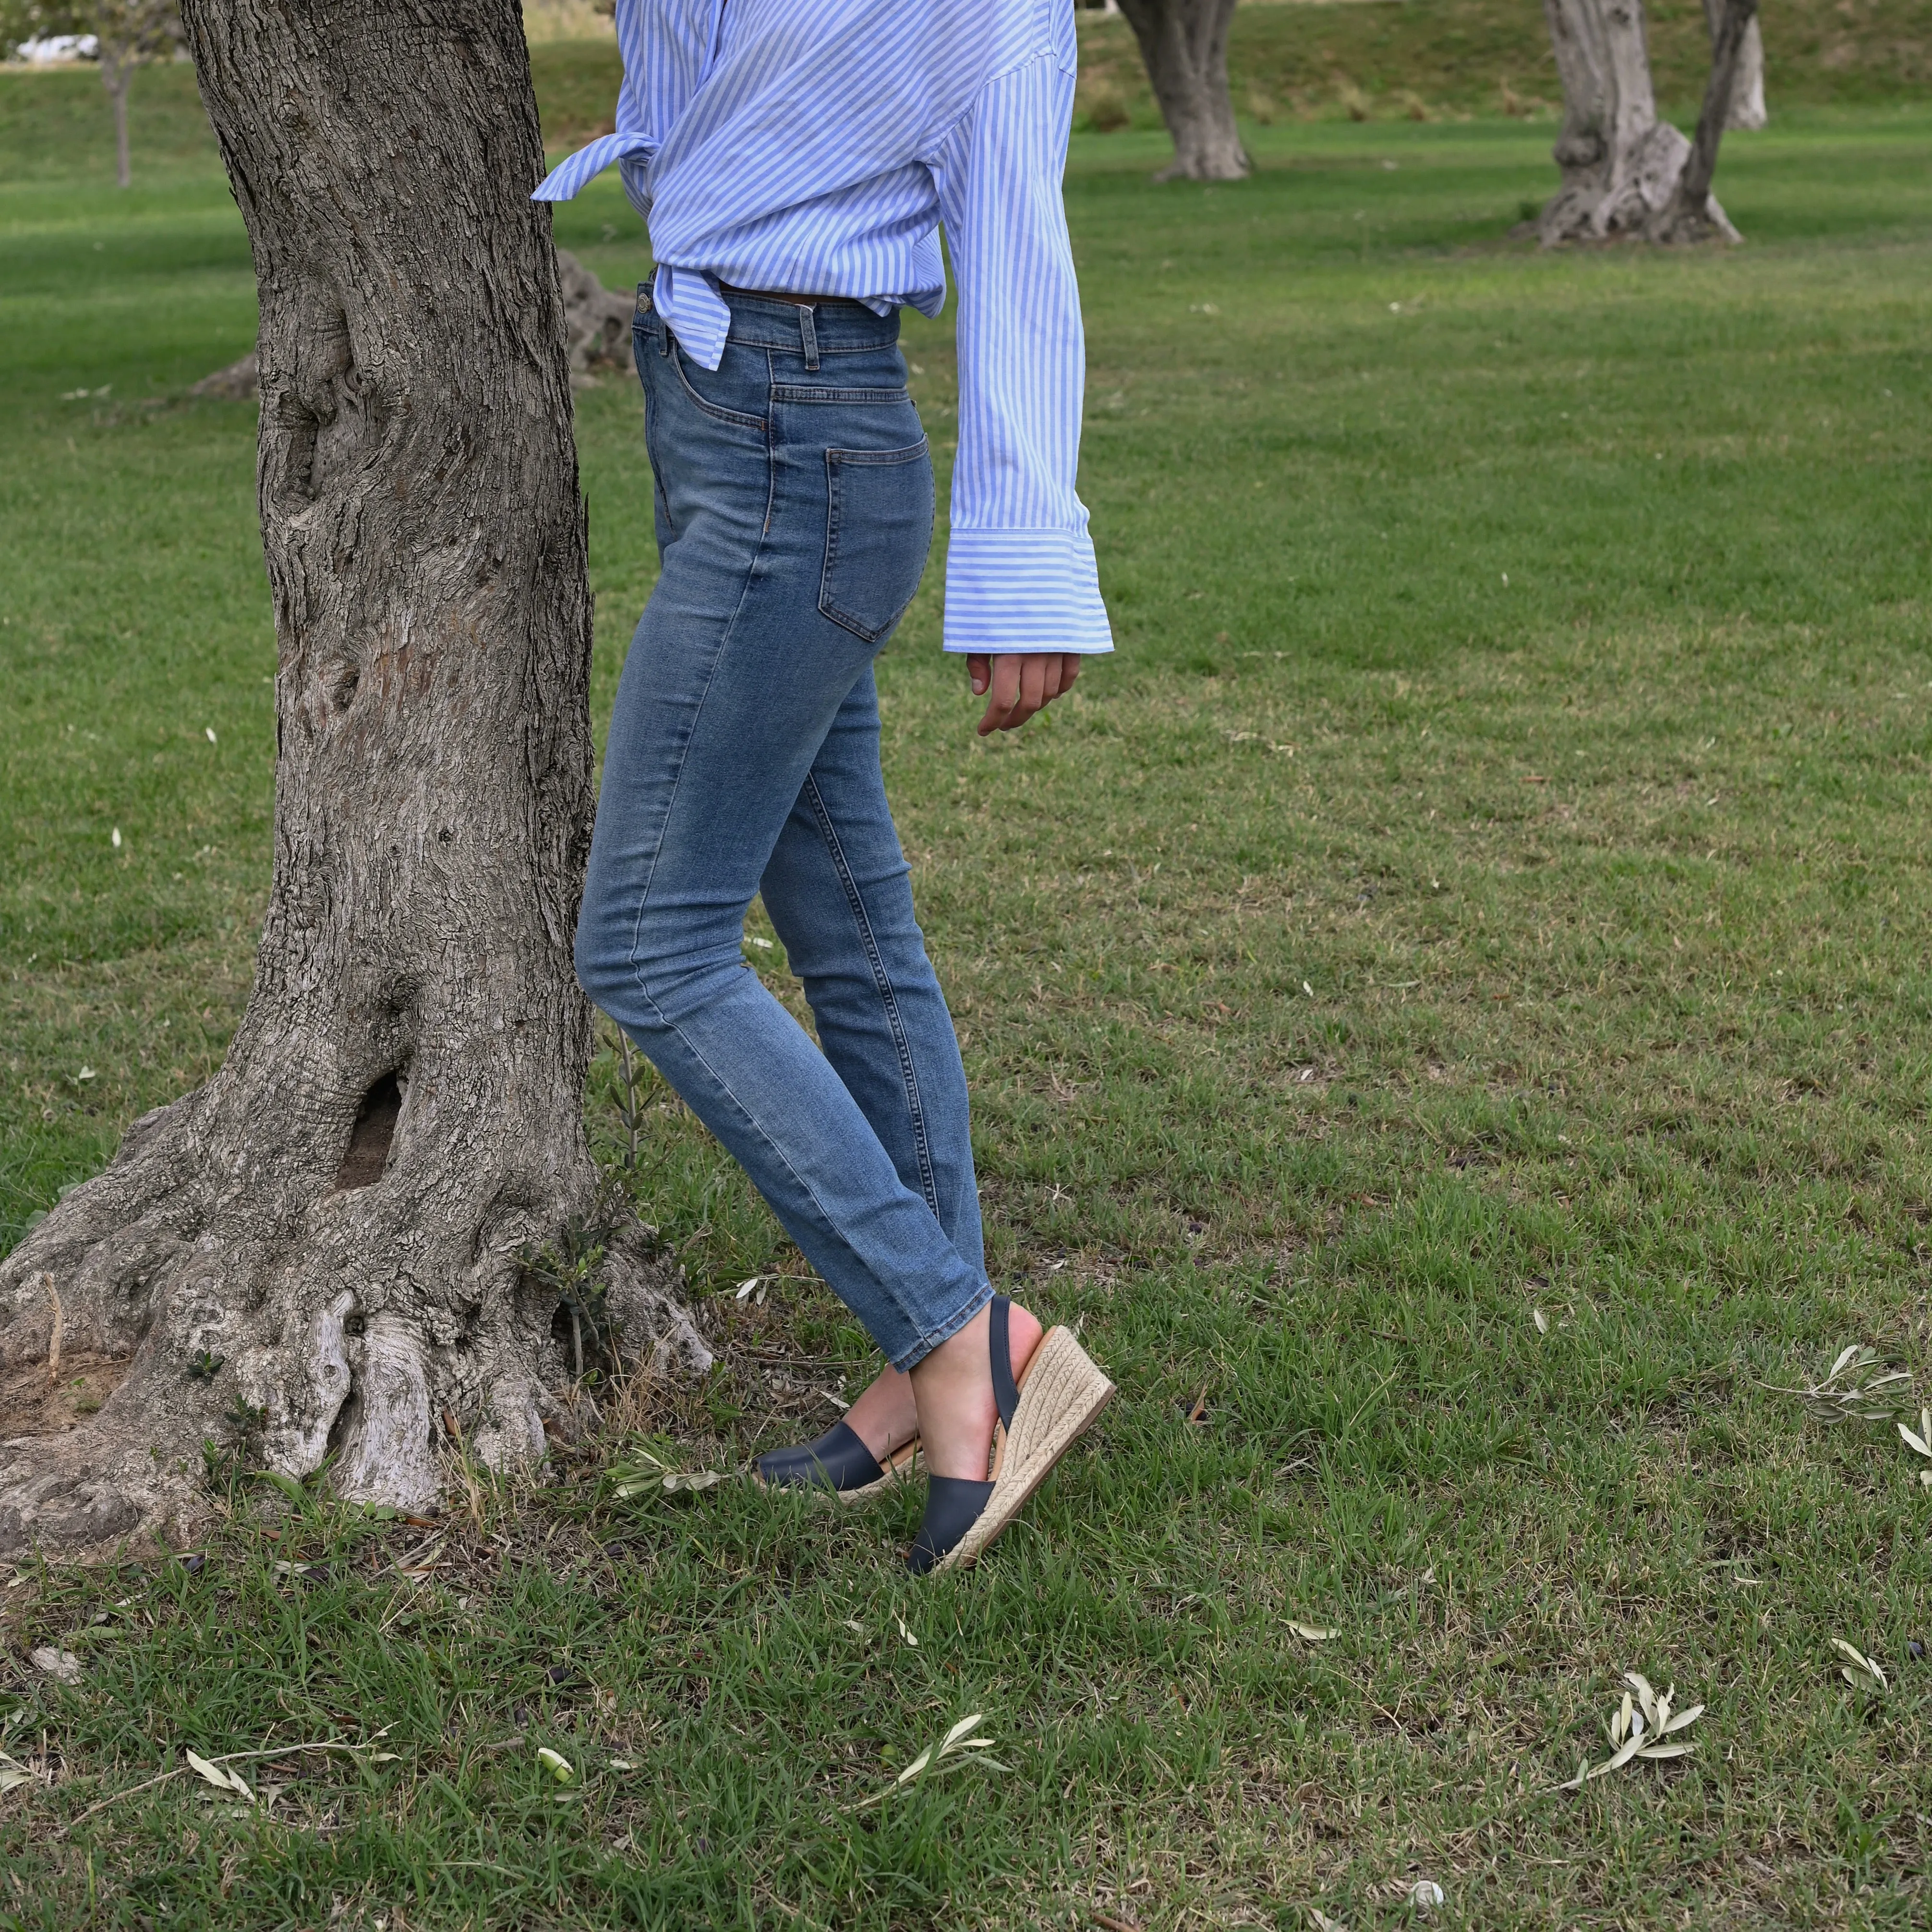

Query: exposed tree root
[
  {"left": 0, "top": 1076, "right": 707, "bottom": 1560},
  {"left": 1538, "top": 121, "right": 1741, "bottom": 246}
]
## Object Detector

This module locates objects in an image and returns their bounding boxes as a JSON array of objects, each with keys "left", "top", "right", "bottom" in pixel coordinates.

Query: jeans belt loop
[{"left": 798, "top": 303, "right": 821, "bottom": 372}]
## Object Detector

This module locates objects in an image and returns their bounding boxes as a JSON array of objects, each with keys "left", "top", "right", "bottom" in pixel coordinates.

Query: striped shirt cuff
[
  {"left": 941, "top": 527, "right": 1114, "bottom": 655},
  {"left": 533, "top": 132, "right": 656, "bottom": 203}
]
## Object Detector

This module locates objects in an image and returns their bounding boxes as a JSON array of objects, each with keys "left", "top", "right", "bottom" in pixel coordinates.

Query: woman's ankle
[
  {"left": 842, "top": 1364, "right": 918, "bottom": 1461},
  {"left": 910, "top": 1299, "right": 1044, "bottom": 1480}
]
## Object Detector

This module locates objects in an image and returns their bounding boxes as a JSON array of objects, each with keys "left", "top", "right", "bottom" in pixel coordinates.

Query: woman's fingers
[
  {"left": 977, "top": 653, "right": 1022, "bottom": 735},
  {"left": 1020, "top": 654, "right": 1047, "bottom": 719},
  {"left": 967, "top": 653, "right": 991, "bottom": 697},
  {"left": 974, "top": 652, "right": 1087, "bottom": 735}
]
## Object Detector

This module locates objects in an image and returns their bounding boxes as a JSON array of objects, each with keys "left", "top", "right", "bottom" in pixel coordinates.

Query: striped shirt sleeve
[
  {"left": 930, "top": 51, "right": 1113, "bottom": 656},
  {"left": 531, "top": 0, "right": 718, "bottom": 206}
]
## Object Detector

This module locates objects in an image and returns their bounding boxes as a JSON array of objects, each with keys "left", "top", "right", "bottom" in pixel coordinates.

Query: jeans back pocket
[{"left": 819, "top": 440, "right": 935, "bottom": 644}]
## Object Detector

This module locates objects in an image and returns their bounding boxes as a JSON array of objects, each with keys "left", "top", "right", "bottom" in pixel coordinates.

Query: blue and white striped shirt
[{"left": 532, "top": 0, "right": 1112, "bottom": 656}]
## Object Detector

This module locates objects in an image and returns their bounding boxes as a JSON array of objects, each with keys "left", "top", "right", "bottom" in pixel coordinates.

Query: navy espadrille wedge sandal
[{"left": 907, "top": 1296, "right": 1115, "bottom": 1575}]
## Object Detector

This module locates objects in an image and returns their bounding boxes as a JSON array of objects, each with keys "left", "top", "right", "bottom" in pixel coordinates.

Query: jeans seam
[
  {"left": 669, "top": 337, "right": 768, "bottom": 430},
  {"left": 621, "top": 373, "right": 774, "bottom": 981},
  {"left": 898, "top": 1279, "right": 994, "bottom": 1374},
  {"left": 801, "top": 772, "right": 942, "bottom": 1220},
  {"left": 770, "top": 386, "right": 914, "bottom": 405},
  {"left": 618, "top": 966, "right": 970, "bottom": 1371}
]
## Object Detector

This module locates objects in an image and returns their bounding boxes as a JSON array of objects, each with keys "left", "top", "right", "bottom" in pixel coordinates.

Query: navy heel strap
[{"left": 990, "top": 1293, "right": 1019, "bottom": 1433}]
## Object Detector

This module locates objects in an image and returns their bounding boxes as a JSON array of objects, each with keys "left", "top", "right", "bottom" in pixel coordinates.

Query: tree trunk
[
  {"left": 103, "top": 53, "right": 131, "bottom": 188},
  {"left": 1651, "top": 0, "right": 1759, "bottom": 241},
  {"left": 0, "top": 0, "right": 705, "bottom": 1559},
  {"left": 1537, "top": 0, "right": 1738, "bottom": 243},
  {"left": 1702, "top": 0, "right": 1765, "bottom": 129},
  {"left": 1115, "top": 0, "right": 1248, "bottom": 182}
]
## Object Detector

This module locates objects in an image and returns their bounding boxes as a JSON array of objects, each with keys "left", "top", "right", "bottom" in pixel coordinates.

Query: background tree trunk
[
  {"left": 102, "top": 50, "right": 130, "bottom": 187},
  {"left": 1537, "top": 0, "right": 1739, "bottom": 243},
  {"left": 1652, "top": 0, "right": 1760, "bottom": 239},
  {"left": 1703, "top": 0, "right": 1766, "bottom": 128},
  {"left": 0, "top": 0, "right": 704, "bottom": 1558},
  {"left": 88, "top": 1, "right": 187, "bottom": 190},
  {"left": 1116, "top": 0, "right": 1249, "bottom": 181}
]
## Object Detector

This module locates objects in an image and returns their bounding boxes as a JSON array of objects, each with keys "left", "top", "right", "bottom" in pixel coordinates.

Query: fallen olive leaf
[
  {"left": 1553, "top": 1669, "right": 1704, "bottom": 1790},
  {"left": 1832, "top": 1639, "right": 1887, "bottom": 1693},
  {"left": 184, "top": 1750, "right": 253, "bottom": 1802},
  {"left": 856, "top": 1712, "right": 1004, "bottom": 1809},
  {"left": 660, "top": 1470, "right": 725, "bottom": 1494}
]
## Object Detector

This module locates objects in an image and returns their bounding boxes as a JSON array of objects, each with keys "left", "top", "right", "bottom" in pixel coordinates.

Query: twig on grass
[
  {"left": 57, "top": 1730, "right": 394, "bottom": 1833},
  {"left": 850, "top": 1712, "right": 1006, "bottom": 1810},
  {"left": 1762, "top": 1344, "right": 1914, "bottom": 1425},
  {"left": 1366, "top": 1697, "right": 1413, "bottom": 1740}
]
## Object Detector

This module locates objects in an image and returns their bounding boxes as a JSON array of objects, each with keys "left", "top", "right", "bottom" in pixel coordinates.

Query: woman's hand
[{"left": 967, "top": 652, "right": 1083, "bottom": 737}]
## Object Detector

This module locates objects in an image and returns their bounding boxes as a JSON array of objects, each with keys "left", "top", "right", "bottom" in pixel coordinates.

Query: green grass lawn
[{"left": 4, "top": 43, "right": 1932, "bottom": 1932}]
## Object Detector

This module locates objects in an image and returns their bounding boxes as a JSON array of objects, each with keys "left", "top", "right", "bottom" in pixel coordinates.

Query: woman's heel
[{"left": 909, "top": 1299, "right": 1115, "bottom": 1575}]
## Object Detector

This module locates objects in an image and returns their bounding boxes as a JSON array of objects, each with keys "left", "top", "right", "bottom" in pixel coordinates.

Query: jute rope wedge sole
[
  {"left": 838, "top": 1439, "right": 920, "bottom": 1503},
  {"left": 912, "top": 1298, "right": 1116, "bottom": 1576}
]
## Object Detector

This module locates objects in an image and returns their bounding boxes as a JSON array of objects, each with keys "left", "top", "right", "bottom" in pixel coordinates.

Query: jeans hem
[{"left": 888, "top": 1278, "right": 994, "bottom": 1375}]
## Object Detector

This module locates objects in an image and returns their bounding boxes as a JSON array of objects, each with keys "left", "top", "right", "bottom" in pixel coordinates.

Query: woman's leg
[
  {"left": 577, "top": 308, "right": 990, "bottom": 1373},
  {"left": 757, "top": 668, "right": 986, "bottom": 1453},
  {"left": 758, "top": 670, "right": 983, "bottom": 1278}
]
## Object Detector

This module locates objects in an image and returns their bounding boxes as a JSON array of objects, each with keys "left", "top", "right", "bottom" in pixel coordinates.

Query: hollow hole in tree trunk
[
  {"left": 551, "top": 1297, "right": 585, "bottom": 1380},
  {"left": 334, "top": 1072, "right": 404, "bottom": 1191},
  {"left": 324, "top": 1382, "right": 362, "bottom": 1469}
]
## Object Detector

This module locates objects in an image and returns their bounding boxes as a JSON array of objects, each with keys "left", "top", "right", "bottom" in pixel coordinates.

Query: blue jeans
[{"left": 576, "top": 281, "right": 990, "bottom": 1371}]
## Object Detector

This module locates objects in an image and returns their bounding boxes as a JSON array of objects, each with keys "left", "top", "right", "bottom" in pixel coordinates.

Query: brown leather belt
[{"left": 717, "top": 280, "right": 867, "bottom": 309}]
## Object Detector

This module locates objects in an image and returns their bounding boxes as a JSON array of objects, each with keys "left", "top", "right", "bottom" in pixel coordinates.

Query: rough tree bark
[
  {"left": 1703, "top": 0, "right": 1766, "bottom": 130},
  {"left": 0, "top": 0, "right": 705, "bottom": 1559},
  {"left": 1537, "top": 0, "right": 1739, "bottom": 243},
  {"left": 1115, "top": 0, "right": 1248, "bottom": 182},
  {"left": 188, "top": 251, "right": 637, "bottom": 400},
  {"left": 1652, "top": 0, "right": 1761, "bottom": 240}
]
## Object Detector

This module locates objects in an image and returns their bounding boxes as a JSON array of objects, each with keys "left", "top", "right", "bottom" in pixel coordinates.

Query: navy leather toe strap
[
  {"left": 755, "top": 1420, "right": 885, "bottom": 1493},
  {"left": 989, "top": 1293, "right": 1020, "bottom": 1433},
  {"left": 908, "top": 1473, "right": 994, "bottom": 1575}
]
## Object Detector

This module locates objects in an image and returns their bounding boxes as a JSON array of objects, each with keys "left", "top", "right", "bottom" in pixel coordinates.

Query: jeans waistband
[{"left": 636, "top": 269, "right": 900, "bottom": 359}]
